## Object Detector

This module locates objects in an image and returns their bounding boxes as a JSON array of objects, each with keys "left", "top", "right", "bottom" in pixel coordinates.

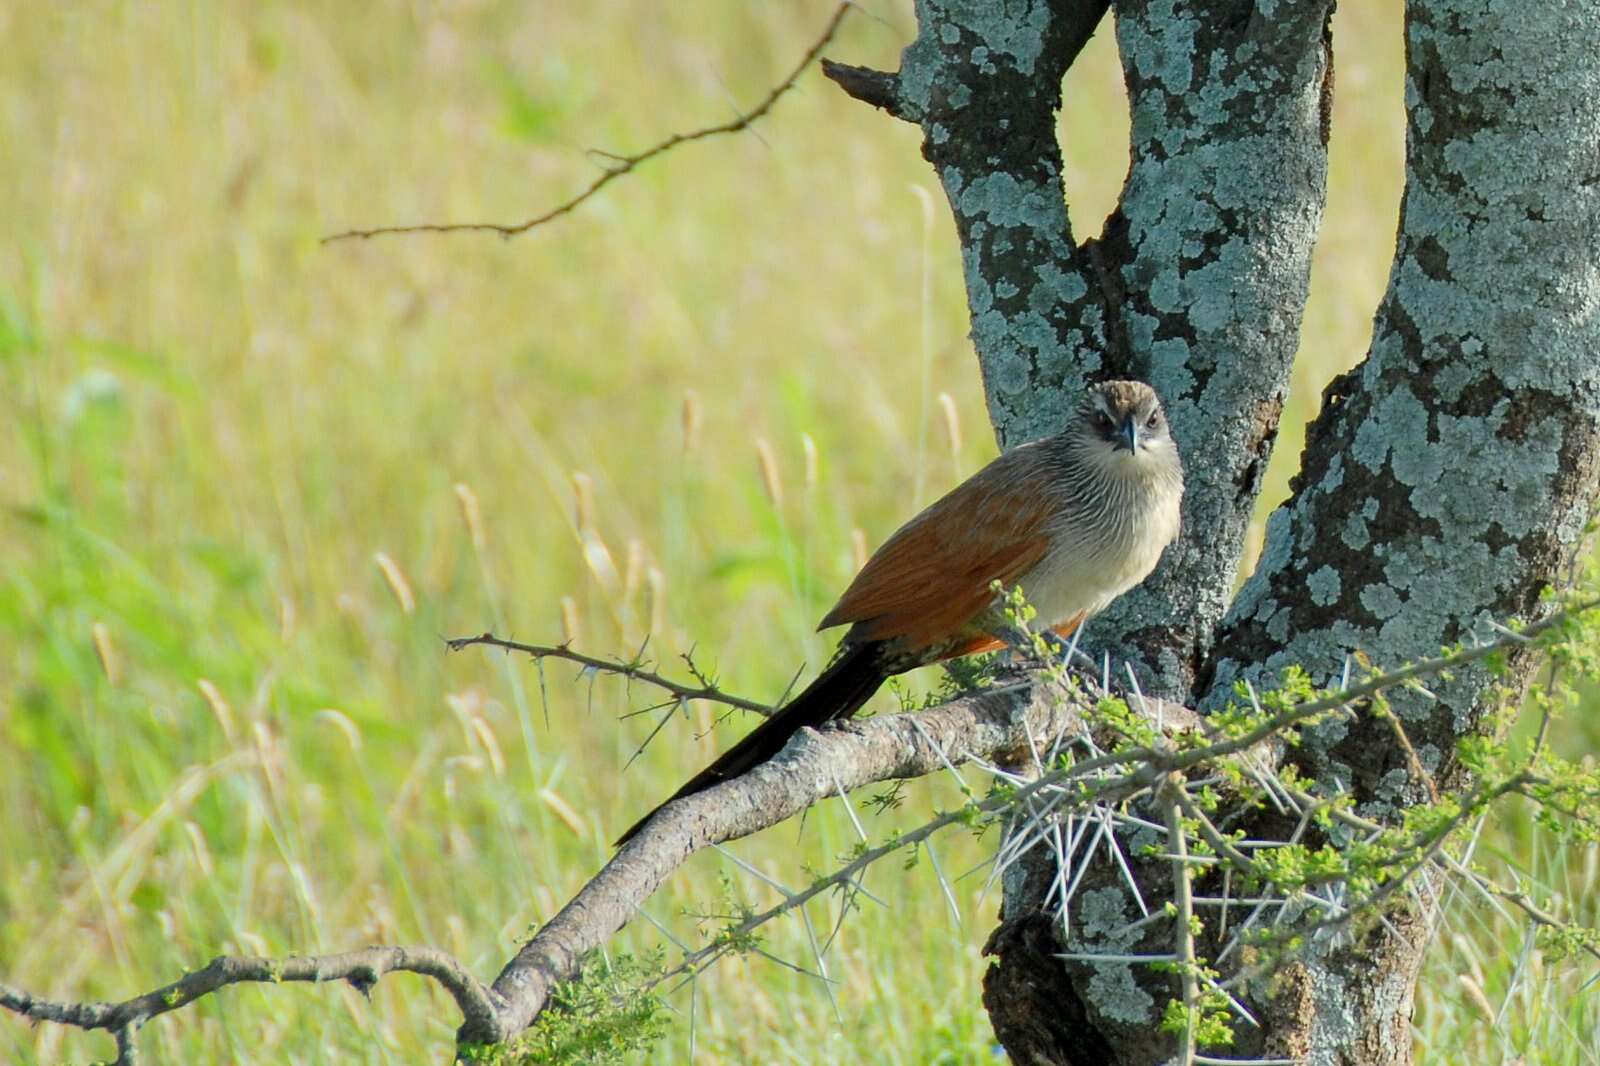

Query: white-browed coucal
[{"left": 616, "top": 380, "right": 1184, "bottom": 845}]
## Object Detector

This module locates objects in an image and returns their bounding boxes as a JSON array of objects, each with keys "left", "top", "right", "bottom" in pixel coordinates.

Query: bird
[{"left": 615, "top": 379, "right": 1184, "bottom": 845}]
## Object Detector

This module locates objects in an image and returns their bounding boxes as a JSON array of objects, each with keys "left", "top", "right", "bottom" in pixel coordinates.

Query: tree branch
[
  {"left": 5, "top": 606, "right": 1579, "bottom": 1057},
  {"left": 464, "top": 603, "right": 1583, "bottom": 1043},
  {"left": 321, "top": 3, "right": 855, "bottom": 244},
  {"left": 1, "top": 946, "right": 498, "bottom": 1065},
  {"left": 460, "top": 667, "right": 1165, "bottom": 1042}
]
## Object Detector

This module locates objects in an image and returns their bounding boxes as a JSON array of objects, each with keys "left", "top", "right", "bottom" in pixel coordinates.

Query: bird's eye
[{"left": 1145, "top": 412, "right": 1162, "bottom": 430}]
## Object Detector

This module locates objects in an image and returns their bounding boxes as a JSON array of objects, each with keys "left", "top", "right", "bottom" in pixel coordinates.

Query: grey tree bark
[{"left": 830, "top": 0, "right": 1600, "bottom": 1062}]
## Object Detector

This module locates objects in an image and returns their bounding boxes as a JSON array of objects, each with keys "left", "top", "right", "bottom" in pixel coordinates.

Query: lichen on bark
[
  {"left": 840, "top": 0, "right": 1337, "bottom": 701},
  {"left": 1196, "top": 8, "right": 1600, "bottom": 1050},
  {"left": 833, "top": 0, "right": 1600, "bottom": 1062}
]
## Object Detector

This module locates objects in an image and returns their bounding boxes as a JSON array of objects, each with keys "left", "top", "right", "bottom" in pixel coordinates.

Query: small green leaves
[
  {"left": 465, "top": 951, "right": 668, "bottom": 1066},
  {"left": 1158, "top": 987, "right": 1234, "bottom": 1049}
]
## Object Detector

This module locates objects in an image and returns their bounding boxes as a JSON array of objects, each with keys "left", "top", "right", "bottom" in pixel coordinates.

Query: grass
[{"left": 1, "top": 1, "right": 1594, "bottom": 1062}]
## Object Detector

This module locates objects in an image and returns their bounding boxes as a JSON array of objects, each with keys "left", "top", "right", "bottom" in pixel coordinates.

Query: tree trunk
[{"left": 833, "top": 0, "right": 1600, "bottom": 1061}]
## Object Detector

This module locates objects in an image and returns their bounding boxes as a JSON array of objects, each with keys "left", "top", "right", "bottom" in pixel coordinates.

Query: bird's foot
[{"left": 819, "top": 717, "right": 863, "bottom": 736}]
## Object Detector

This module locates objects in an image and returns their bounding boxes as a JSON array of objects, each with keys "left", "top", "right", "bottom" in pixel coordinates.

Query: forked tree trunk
[{"left": 829, "top": 0, "right": 1600, "bottom": 1061}]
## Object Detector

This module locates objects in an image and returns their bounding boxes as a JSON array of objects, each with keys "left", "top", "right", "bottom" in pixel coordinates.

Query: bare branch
[
  {"left": 9, "top": 606, "right": 1581, "bottom": 1057},
  {"left": 447, "top": 631, "right": 773, "bottom": 717},
  {"left": 465, "top": 603, "right": 1585, "bottom": 1042},
  {"left": 458, "top": 669, "right": 1155, "bottom": 1042},
  {"left": 1, "top": 946, "right": 498, "bottom": 1064},
  {"left": 321, "top": 3, "right": 855, "bottom": 244}
]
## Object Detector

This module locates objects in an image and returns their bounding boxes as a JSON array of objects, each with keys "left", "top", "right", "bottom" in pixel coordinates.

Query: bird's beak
[{"left": 1117, "top": 416, "right": 1139, "bottom": 454}]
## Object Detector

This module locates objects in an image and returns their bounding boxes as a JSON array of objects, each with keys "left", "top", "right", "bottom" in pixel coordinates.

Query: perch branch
[
  {"left": 322, "top": 3, "right": 855, "bottom": 244},
  {"left": 7, "top": 605, "right": 1583, "bottom": 1058},
  {"left": 459, "top": 669, "right": 1165, "bottom": 1042},
  {"left": 466, "top": 603, "right": 1586, "bottom": 1042}
]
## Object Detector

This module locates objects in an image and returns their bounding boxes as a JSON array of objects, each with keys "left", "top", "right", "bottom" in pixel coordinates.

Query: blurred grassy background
[{"left": 1, "top": 2, "right": 1593, "bottom": 1062}]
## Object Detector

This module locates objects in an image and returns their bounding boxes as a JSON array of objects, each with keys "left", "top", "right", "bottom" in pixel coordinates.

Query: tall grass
[{"left": 1, "top": 2, "right": 1593, "bottom": 1061}]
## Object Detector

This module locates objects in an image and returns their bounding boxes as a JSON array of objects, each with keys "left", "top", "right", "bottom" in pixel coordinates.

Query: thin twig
[
  {"left": 1531, "top": 656, "right": 1564, "bottom": 756},
  {"left": 447, "top": 631, "right": 773, "bottom": 716},
  {"left": 1164, "top": 776, "right": 1200, "bottom": 1066},
  {"left": 322, "top": 3, "right": 855, "bottom": 244},
  {"left": 1170, "top": 787, "right": 1258, "bottom": 877},
  {"left": 1377, "top": 704, "right": 1440, "bottom": 804},
  {"left": 1154, "top": 602, "right": 1592, "bottom": 784},
  {"left": 1215, "top": 779, "right": 1518, "bottom": 991},
  {"left": 653, "top": 790, "right": 1002, "bottom": 990},
  {"left": 1447, "top": 862, "right": 1600, "bottom": 970}
]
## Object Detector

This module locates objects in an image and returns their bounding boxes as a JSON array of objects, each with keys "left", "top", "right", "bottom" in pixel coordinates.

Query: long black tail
[{"left": 614, "top": 642, "right": 888, "bottom": 845}]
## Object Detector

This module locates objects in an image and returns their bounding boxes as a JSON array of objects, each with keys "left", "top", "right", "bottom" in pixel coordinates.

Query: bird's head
[{"left": 1074, "top": 380, "right": 1180, "bottom": 478}]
